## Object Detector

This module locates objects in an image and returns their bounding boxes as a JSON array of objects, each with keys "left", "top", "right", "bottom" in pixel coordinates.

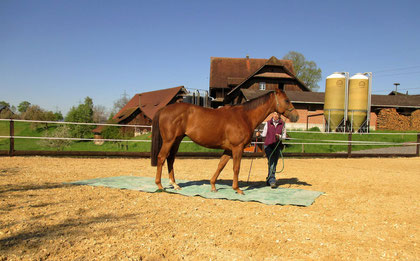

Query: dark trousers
[{"left": 264, "top": 142, "right": 282, "bottom": 184}]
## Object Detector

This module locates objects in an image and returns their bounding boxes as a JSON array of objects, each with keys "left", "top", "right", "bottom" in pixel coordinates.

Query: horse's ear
[{"left": 275, "top": 88, "right": 286, "bottom": 94}]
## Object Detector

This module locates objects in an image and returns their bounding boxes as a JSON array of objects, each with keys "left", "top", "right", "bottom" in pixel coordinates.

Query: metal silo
[
  {"left": 347, "top": 73, "right": 372, "bottom": 132},
  {"left": 324, "top": 72, "right": 349, "bottom": 132}
]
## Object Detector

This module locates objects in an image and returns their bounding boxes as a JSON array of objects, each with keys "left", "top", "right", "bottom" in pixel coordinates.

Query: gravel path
[{"left": 354, "top": 145, "right": 418, "bottom": 155}]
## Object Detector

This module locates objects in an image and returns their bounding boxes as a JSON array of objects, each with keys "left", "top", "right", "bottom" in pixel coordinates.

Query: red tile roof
[
  {"left": 93, "top": 86, "right": 186, "bottom": 134},
  {"left": 210, "top": 57, "right": 295, "bottom": 89},
  {"left": 113, "top": 86, "right": 186, "bottom": 122},
  {"left": 138, "top": 86, "right": 186, "bottom": 119}
]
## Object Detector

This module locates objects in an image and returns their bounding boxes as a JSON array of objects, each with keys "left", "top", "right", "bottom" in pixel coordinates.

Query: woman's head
[{"left": 272, "top": 112, "right": 279, "bottom": 121}]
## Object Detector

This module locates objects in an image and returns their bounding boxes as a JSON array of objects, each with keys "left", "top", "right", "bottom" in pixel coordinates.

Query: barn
[
  {"left": 93, "top": 86, "right": 187, "bottom": 136},
  {"left": 209, "top": 56, "right": 310, "bottom": 108}
]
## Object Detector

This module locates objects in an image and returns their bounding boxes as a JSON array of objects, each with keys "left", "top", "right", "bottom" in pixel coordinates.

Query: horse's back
[{"left": 158, "top": 103, "right": 252, "bottom": 149}]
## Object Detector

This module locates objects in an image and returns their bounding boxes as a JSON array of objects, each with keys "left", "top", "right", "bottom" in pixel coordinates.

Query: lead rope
[
  {"left": 267, "top": 139, "right": 285, "bottom": 177},
  {"left": 246, "top": 137, "right": 258, "bottom": 183},
  {"left": 247, "top": 138, "right": 285, "bottom": 184}
]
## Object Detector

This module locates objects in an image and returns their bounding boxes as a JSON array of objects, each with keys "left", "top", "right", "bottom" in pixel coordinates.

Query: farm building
[
  {"left": 251, "top": 90, "right": 420, "bottom": 131},
  {"left": 209, "top": 56, "right": 310, "bottom": 107},
  {"left": 93, "top": 86, "right": 187, "bottom": 136},
  {"left": 0, "top": 104, "right": 15, "bottom": 119},
  {"left": 101, "top": 56, "right": 420, "bottom": 133},
  {"left": 210, "top": 56, "right": 420, "bottom": 131}
]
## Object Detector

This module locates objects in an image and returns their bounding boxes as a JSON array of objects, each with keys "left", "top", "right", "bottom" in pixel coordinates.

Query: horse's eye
[{"left": 285, "top": 99, "right": 290, "bottom": 104}]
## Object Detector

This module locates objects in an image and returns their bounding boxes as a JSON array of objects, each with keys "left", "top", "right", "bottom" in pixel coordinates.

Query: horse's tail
[{"left": 151, "top": 109, "right": 162, "bottom": 166}]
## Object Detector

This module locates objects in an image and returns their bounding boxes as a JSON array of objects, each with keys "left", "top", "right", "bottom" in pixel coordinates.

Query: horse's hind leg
[
  {"left": 155, "top": 140, "right": 175, "bottom": 190},
  {"left": 210, "top": 150, "right": 231, "bottom": 192},
  {"left": 167, "top": 136, "right": 183, "bottom": 190}
]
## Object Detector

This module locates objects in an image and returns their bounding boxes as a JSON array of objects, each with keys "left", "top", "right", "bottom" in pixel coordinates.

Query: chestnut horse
[{"left": 151, "top": 89, "right": 299, "bottom": 194}]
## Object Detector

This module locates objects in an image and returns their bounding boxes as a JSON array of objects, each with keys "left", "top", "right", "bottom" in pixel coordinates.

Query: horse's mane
[{"left": 241, "top": 91, "right": 274, "bottom": 111}]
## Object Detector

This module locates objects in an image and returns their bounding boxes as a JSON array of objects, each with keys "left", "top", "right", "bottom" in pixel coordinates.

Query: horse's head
[{"left": 273, "top": 89, "right": 299, "bottom": 122}]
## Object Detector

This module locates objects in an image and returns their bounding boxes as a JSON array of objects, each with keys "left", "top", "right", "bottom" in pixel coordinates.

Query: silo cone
[
  {"left": 348, "top": 73, "right": 369, "bottom": 131},
  {"left": 324, "top": 73, "right": 346, "bottom": 131}
]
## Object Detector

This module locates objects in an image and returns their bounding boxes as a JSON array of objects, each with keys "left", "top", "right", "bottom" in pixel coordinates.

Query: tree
[
  {"left": 0, "top": 101, "right": 10, "bottom": 108},
  {"left": 65, "top": 97, "right": 95, "bottom": 139},
  {"left": 54, "top": 111, "right": 64, "bottom": 121},
  {"left": 22, "top": 105, "right": 46, "bottom": 128},
  {"left": 283, "top": 51, "right": 322, "bottom": 91},
  {"left": 21, "top": 105, "right": 57, "bottom": 129},
  {"left": 22, "top": 105, "right": 44, "bottom": 120},
  {"left": 18, "top": 101, "right": 31, "bottom": 113},
  {"left": 93, "top": 105, "right": 109, "bottom": 123},
  {"left": 112, "top": 91, "right": 130, "bottom": 115}
]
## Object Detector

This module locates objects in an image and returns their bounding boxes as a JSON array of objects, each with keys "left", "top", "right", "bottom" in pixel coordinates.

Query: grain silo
[
  {"left": 324, "top": 72, "right": 349, "bottom": 132},
  {"left": 347, "top": 73, "right": 372, "bottom": 132}
]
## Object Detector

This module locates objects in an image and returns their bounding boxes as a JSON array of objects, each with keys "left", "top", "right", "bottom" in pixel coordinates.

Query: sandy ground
[{"left": 0, "top": 156, "right": 419, "bottom": 260}]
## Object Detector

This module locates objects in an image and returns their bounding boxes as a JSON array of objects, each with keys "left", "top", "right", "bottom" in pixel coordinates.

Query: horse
[{"left": 150, "top": 89, "right": 299, "bottom": 194}]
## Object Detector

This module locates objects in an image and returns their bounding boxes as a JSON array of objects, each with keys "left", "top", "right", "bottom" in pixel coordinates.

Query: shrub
[
  {"left": 308, "top": 126, "right": 321, "bottom": 132},
  {"left": 39, "top": 125, "right": 72, "bottom": 151}
]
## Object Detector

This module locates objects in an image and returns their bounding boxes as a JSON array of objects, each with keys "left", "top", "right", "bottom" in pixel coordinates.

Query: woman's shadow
[
  {"left": 177, "top": 178, "right": 311, "bottom": 191},
  {"left": 241, "top": 177, "right": 312, "bottom": 191}
]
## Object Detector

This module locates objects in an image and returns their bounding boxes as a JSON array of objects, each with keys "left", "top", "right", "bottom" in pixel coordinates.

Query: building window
[{"left": 259, "top": 82, "right": 266, "bottom": 90}]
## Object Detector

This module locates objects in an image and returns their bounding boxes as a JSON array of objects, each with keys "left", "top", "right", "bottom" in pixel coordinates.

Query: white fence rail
[{"left": 1, "top": 119, "right": 419, "bottom": 156}]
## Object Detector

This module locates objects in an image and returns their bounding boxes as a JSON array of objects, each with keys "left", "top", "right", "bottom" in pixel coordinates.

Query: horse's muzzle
[{"left": 286, "top": 109, "right": 299, "bottom": 122}]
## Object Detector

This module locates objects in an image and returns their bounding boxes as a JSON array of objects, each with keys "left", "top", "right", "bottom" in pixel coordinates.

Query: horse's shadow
[{"left": 176, "top": 177, "right": 311, "bottom": 191}]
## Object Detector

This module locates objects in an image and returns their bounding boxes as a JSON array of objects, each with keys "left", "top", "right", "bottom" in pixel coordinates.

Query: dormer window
[{"left": 259, "top": 82, "right": 266, "bottom": 90}]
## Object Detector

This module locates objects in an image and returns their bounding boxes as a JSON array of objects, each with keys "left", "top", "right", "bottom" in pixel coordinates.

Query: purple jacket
[{"left": 264, "top": 119, "right": 285, "bottom": 146}]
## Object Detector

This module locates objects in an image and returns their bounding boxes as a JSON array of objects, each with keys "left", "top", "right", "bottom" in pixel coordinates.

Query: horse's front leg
[
  {"left": 210, "top": 151, "right": 231, "bottom": 192},
  {"left": 232, "top": 147, "right": 244, "bottom": 195}
]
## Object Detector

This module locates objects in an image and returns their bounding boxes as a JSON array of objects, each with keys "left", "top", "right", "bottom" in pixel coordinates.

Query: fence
[{"left": 0, "top": 119, "right": 419, "bottom": 158}]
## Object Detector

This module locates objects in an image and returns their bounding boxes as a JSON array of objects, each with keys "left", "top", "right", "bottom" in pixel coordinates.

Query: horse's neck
[{"left": 245, "top": 96, "right": 276, "bottom": 130}]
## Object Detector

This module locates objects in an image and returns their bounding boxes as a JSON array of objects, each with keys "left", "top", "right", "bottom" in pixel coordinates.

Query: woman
[{"left": 256, "top": 112, "right": 286, "bottom": 188}]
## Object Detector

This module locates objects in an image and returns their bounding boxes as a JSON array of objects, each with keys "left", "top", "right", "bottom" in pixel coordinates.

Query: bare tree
[
  {"left": 93, "top": 105, "right": 109, "bottom": 123},
  {"left": 112, "top": 91, "right": 130, "bottom": 115}
]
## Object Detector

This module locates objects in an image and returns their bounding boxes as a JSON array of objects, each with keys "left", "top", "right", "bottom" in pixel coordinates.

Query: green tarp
[{"left": 69, "top": 176, "right": 324, "bottom": 207}]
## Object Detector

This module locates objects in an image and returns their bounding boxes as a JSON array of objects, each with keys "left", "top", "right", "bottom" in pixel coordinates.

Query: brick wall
[{"left": 376, "top": 108, "right": 420, "bottom": 131}]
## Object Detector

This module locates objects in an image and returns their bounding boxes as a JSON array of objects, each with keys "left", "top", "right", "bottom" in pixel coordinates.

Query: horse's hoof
[
  {"left": 211, "top": 189, "right": 218, "bottom": 193},
  {"left": 236, "top": 190, "right": 244, "bottom": 195},
  {"left": 174, "top": 186, "right": 181, "bottom": 190},
  {"left": 155, "top": 188, "right": 166, "bottom": 193}
]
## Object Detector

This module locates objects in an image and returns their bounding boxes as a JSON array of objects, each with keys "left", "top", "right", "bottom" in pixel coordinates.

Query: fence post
[
  {"left": 416, "top": 133, "right": 420, "bottom": 157},
  {"left": 347, "top": 131, "right": 352, "bottom": 158},
  {"left": 9, "top": 119, "right": 14, "bottom": 156}
]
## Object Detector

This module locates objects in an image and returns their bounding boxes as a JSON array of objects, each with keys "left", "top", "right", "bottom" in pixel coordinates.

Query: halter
[
  {"left": 274, "top": 93, "right": 295, "bottom": 113},
  {"left": 274, "top": 93, "right": 281, "bottom": 112}
]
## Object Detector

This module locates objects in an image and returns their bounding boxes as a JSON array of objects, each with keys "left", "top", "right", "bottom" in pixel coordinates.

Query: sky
[{"left": 1, "top": 0, "right": 420, "bottom": 115}]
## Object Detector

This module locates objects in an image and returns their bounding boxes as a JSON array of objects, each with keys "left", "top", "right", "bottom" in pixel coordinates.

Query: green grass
[
  {"left": 0, "top": 121, "right": 417, "bottom": 153},
  {"left": 0, "top": 121, "right": 221, "bottom": 152},
  {"left": 285, "top": 129, "right": 417, "bottom": 153}
]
